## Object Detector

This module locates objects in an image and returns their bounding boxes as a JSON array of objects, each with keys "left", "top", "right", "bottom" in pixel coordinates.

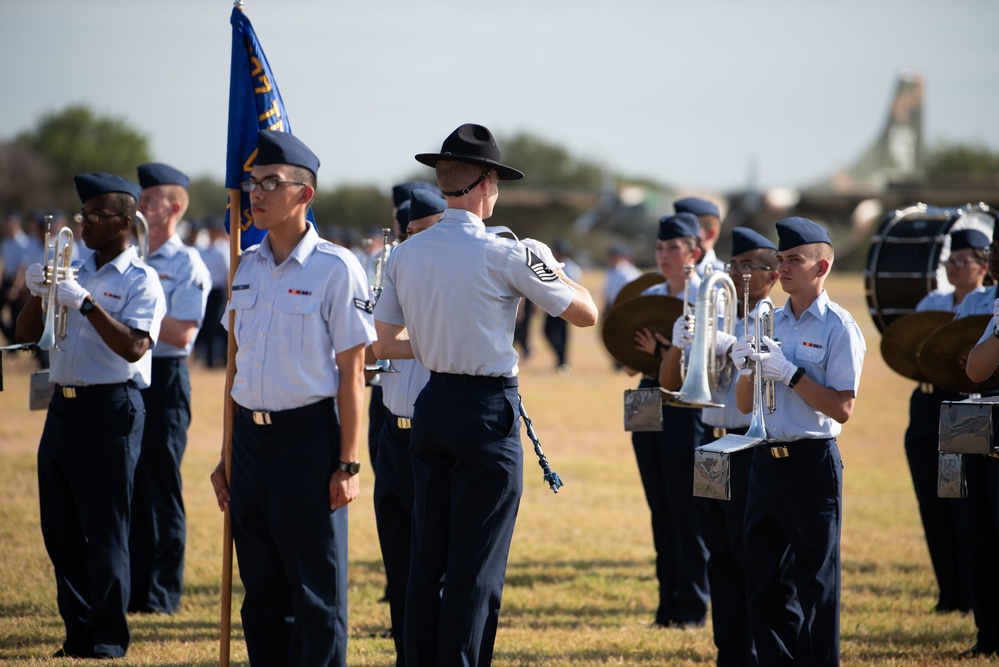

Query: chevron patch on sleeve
[
  {"left": 526, "top": 249, "right": 558, "bottom": 282},
  {"left": 354, "top": 297, "right": 374, "bottom": 314}
]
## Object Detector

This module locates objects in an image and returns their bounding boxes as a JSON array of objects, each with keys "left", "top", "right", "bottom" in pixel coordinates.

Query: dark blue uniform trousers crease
[
  {"left": 903, "top": 386, "right": 973, "bottom": 612},
  {"left": 130, "top": 357, "right": 191, "bottom": 613},
  {"left": 230, "top": 406, "right": 348, "bottom": 667},
  {"left": 631, "top": 378, "right": 710, "bottom": 626},
  {"left": 695, "top": 431, "right": 757, "bottom": 667},
  {"left": 404, "top": 381, "right": 523, "bottom": 667},
  {"left": 375, "top": 413, "right": 416, "bottom": 666},
  {"left": 744, "top": 438, "right": 841, "bottom": 667},
  {"left": 960, "top": 455, "right": 999, "bottom": 649},
  {"left": 38, "top": 384, "right": 143, "bottom": 659}
]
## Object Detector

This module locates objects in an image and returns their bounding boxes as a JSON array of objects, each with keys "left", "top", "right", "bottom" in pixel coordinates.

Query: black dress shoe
[{"left": 960, "top": 643, "right": 999, "bottom": 658}]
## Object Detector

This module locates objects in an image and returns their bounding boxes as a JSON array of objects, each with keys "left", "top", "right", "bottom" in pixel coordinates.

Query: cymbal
[
  {"left": 611, "top": 272, "right": 665, "bottom": 310},
  {"left": 601, "top": 295, "right": 685, "bottom": 374},
  {"left": 918, "top": 315, "right": 999, "bottom": 394},
  {"left": 879, "top": 311, "right": 954, "bottom": 382}
]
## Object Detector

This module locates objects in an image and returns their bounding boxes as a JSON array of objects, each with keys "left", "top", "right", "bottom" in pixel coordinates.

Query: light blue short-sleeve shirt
[
  {"left": 225, "top": 226, "right": 377, "bottom": 411},
  {"left": 380, "top": 358, "right": 431, "bottom": 418},
  {"left": 50, "top": 246, "right": 166, "bottom": 388},
  {"left": 374, "top": 208, "right": 575, "bottom": 377},
  {"left": 147, "top": 235, "right": 211, "bottom": 357},
  {"left": 765, "top": 291, "right": 866, "bottom": 441}
]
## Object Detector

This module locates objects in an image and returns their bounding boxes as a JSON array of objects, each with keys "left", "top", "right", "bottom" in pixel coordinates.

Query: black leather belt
[
  {"left": 152, "top": 357, "right": 186, "bottom": 367},
  {"left": 237, "top": 397, "right": 334, "bottom": 426},
  {"left": 429, "top": 372, "right": 518, "bottom": 389},
  {"left": 55, "top": 382, "right": 131, "bottom": 399}
]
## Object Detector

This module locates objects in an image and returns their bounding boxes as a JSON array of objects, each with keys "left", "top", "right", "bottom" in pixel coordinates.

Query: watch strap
[{"left": 787, "top": 366, "right": 806, "bottom": 389}]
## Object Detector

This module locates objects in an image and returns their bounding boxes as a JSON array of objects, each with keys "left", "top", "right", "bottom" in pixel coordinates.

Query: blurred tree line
[{"left": 2, "top": 105, "right": 998, "bottom": 265}]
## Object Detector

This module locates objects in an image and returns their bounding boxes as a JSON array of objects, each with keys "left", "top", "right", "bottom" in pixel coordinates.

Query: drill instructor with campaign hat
[{"left": 373, "top": 123, "right": 597, "bottom": 666}]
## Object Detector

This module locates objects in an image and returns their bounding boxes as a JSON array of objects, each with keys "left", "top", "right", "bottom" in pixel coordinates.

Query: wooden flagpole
[{"left": 220, "top": 188, "right": 242, "bottom": 667}]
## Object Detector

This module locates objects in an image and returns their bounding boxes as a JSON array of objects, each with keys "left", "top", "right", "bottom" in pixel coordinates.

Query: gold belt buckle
[
  {"left": 252, "top": 411, "right": 272, "bottom": 426},
  {"left": 397, "top": 417, "right": 412, "bottom": 429},
  {"left": 62, "top": 387, "right": 77, "bottom": 399},
  {"left": 770, "top": 445, "right": 789, "bottom": 459},
  {"left": 920, "top": 382, "right": 934, "bottom": 394},
  {"left": 713, "top": 427, "right": 727, "bottom": 439}
]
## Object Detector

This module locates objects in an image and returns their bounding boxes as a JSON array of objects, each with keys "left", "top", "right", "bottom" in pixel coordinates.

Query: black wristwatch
[
  {"left": 337, "top": 460, "right": 361, "bottom": 476},
  {"left": 80, "top": 297, "right": 96, "bottom": 316},
  {"left": 993, "top": 324, "right": 999, "bottom": 341},
  {"left": 788, "top": 366, "right": 806, "bottom": 389}
]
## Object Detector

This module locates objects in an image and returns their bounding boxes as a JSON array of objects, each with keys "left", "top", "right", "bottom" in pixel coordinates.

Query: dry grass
[{"left": 0, "top": 271, "right": 990, "bottom": 665}]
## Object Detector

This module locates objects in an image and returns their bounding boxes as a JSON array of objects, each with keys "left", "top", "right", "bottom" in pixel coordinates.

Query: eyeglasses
[
  {"left": 726, "top": 261, "right": 772, "bottom": 273},
  {"left": 74, "top": 211, "right": 124, "bottom": 224},
  {"left": 240, "top": 178, "right": 307, "bottom": 193},
  {"left": 942, "top": 258, "right": 983, "bottom": 268}
]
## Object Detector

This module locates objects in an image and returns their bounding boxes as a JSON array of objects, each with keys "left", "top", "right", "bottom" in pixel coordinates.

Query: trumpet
[
  {"left": 743, "top": 273, "right": 776, "bottom": 441},
  {"left": 365, "top": 227, "right": 399, "bottom": 374},
  {"left": 133, "top": 211, "right": 149, "bottom": 259},
  {"left": 38, "top": 216, "right": 78, "bottom": 351},
  {"left": 668, "top": 266, "right": 737, "bottom": 408}
]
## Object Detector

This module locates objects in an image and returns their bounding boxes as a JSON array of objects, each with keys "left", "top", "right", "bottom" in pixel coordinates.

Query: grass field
[{"left": 0, "top": 271, "right": 991, "bottom": 665}]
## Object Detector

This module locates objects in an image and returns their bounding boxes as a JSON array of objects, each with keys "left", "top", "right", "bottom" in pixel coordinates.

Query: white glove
[
  {"left": 55, "top": 278, "right": 90, "bottom": 310},
  {"left": 25, "top": 263, "right": 47, "bottom": 298},
  {"left": 672, "top": 315, "right": 692, "bottom": 349},
  {"left": 992, "top": 298, "right": 999, "bottom": 331},
  {"left": 521, "top": 238, "right": 565, "bottom": 270},
  {"left": 713, "top": 330, "right": 738, "bottom": 358},
  {"left": 751, "top": 335, "right": 797, "bottom": 385},
  {"left": 731, "top": 339, "right": 754, "bottom": 376}
]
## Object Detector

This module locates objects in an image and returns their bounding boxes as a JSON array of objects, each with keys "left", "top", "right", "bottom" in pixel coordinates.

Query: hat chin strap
[{"left": 441, "top": 169, "right": 490, "bottom": 197}]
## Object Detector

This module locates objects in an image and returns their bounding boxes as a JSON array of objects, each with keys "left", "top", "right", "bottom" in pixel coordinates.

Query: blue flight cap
[
  {"left": 730, "top": 227, "right": 776, "bottom": 256},
  {"left": 674, "top": 196, "right": 720, "bottom": 218},
  {"left": 74, "top": 173, "right": 142, "bottom": 204},
  {"left": 775, "top": 217, "right": 831, "bottom": 251},
  {"left": 392, "top": 180, "right": 440, "bottom": 207},
  {"left": 658, "top": 212, "right": 701, "bottom": 241},
  {"left": 950, "top": 228, "right": 991, "bottom": 251},
  {"left": 609, "top": 243, "right": 632, "bottom": 258},
  {"left": 256, "top": 130, "right": 320, "bottom": 176},
  {"left": 395, "top": 200, "right": 412, "bottom": 228},
  {"left": 137, "top": 162, "right": 190, "bottom": 189},
  {"left": 409, "top": 189, "right": 447, "bottom": 221}
]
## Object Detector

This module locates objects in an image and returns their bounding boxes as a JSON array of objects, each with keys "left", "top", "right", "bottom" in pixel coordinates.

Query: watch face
[{"left": 341, "top": 461, "right": 360, "bottom": 475}]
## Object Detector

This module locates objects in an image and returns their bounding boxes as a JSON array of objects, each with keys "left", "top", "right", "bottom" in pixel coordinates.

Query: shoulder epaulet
[{"left": 315, "top": 241, "right": 341, "bottom": 255}]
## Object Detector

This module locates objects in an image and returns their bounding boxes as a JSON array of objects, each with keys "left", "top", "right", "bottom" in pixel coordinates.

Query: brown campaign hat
[
  {"left": 918, "top": 315, "right": 999, "bottom": 394},
  {"left": 601, "top": 295, "right": 684, "bottom": 375},
  {"left": 879, "top": 311, "right": 955, "bottom": 382}
]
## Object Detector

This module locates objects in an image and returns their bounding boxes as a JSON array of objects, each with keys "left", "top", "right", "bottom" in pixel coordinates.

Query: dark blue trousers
[
  {"left": 369, "top": 384, "right": 387, "bottom": 466},
  {"left": 961, "top": 455, "right": 999, "bottom": 649},
  {"left": 130, "top": 357, "right": 190, "bottom": 613},
  {"left": 404, "top": 375, "right": 523, "bottom": 667},
  {"left": 631, "top": 378, "right": 709, "bottom": 626},
  {"left": 744, "top": 438, "right": 841, "bottom": 667},
  {"left": 375, "top": 413, "right": 416, "bottom": 666},
  {"left": 903, "top": 386, "right": 973, "bottom": 612},
  {"left": 695, "top": 428, "right": 757, "bottom": 667},
  {"left": 38, "top": 382, "right": 143, "bottom": 659},
  {"left": 230, "top": 400, "right": 348, "bottom": 667}
]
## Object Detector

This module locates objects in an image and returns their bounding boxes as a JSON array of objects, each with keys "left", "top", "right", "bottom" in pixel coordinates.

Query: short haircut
[
  {"left": 161, "top": 183, "right": 190, "bottom": 220},
  {"left": 698, "top": 214, "right": 722, "bottom": 235},
  {"left": 436, "top": 160, "right": 490, "bottom": 193},
  {"left": 289, "top": 165, "right": 316, "bottom": 191},
  {"left": 109, "top": 192, "right": 138, "bottom": 218},
  {"left": 748, "top": 247, "right": 778, "bottom": 269}
]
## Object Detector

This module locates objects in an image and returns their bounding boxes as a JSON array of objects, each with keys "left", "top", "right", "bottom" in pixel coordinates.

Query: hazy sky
[{"left": 3, "top": 0, "right": 998, "bottom": 195}]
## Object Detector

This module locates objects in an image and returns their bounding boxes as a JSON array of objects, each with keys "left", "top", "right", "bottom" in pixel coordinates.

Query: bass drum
[{"left": 864, "top": 202, "right": 995, "bottom": 333}]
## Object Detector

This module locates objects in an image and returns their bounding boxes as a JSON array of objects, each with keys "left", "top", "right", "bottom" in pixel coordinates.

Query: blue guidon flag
[{"left": 225, "top": 6, "right": 313, "bottom": 249}]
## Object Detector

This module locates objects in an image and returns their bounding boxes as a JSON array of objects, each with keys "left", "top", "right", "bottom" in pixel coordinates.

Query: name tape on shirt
[{"left": 526, "top": 249, "right": 558, "bottom": 283}]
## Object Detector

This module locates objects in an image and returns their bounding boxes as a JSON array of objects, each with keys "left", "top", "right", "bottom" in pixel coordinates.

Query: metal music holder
[
  {"left": 938, "top": 397, "right": 999, "bottom": 456},
  {"left": 693, "top": 434, "right": 765, "bottom": 500},
  {"left": 937, "top": 453, "right": 967, "bottom": 499},
  {"left": 624, "top": 387, "right": 668, "bottom": 432}
]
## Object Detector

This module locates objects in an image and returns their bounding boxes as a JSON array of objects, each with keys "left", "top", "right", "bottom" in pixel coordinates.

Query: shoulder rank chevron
[{"left": 526, "top": 249, "right": 558, "bottom": 282}]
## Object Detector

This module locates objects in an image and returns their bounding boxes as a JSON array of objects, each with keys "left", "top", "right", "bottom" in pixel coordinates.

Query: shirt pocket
[
  {"left": 229, "top": 290, "right": 257, "bottom": 347},
  {"left": 795, "top": 341, "right": 827, "bottom": 365},
  {"left": 80, "top": 289, "right": 126, "bottom": 341},
  {"left": 275, "top": 298, "right": 320, "bottom": 353}
]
